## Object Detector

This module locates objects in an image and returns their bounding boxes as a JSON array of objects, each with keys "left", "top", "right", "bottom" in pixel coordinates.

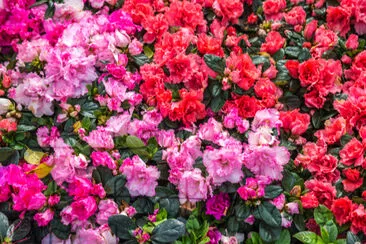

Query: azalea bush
[{"left": 0, "top": 0, "right": 365, "bottom": 243}]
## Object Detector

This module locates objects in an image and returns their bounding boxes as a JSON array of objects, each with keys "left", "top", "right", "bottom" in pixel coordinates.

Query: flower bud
[{"left": 0, "top": 98, "right": 12, "bottom": 115}]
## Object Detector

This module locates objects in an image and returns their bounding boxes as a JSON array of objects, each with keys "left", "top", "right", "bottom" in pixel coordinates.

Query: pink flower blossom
[
  {"left": 203, "top": 147, "right": 244, "bottom": 185},
  {"left": 120, "top": 156, "right": 160, "bottom": 197},
  {"left": 244, "top": 146, "right": 290, "bottom": 181},
  {"left": 96, "top": 200, "right": 119, "bottom": 225},
  {"left": 34, "top": 209, "right": 54, "bottom": 227},
  {"left": 178, "top": 168, "right": 208, "bottom": 204},
  {"left": 84, "top": 127, "right": 115, "bottom": 150}
]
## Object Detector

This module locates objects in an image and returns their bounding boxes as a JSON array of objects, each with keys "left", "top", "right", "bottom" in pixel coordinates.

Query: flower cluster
[{"left": 0, "top": 0, "right": 365, "bottom": 243}]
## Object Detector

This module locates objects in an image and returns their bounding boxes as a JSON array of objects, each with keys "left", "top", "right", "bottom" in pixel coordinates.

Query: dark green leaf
[
  {"left": 259, "top": 222, "right": 281, "bottom": 242},
  {"left": 93, "top": 166, "right": 114, "bottom": 186},
  {"left": 159, "top": 198, "right": 180, "bottom": 218},
  {"left": 253, "top": 202, "right": 282, "bottom": 227},
  {"left": 312, "top": 110, "right": 323, "bottom": 129},
  {"left": 10, "top": 218, "right": 31, "bottom": 241},
  {"left": 227, "top": 217, "right": 239, "bottom": 235},
  {"left": 293, "top": 214, "right": 306, "bottom": 231},
  {"left": 51, "top": 218, "right": 70, "bottom": 240},
  {"left": 108, "top": 215, "right": 136, "bottom": 240},
  {"left": 282, "top": 170, "right": 303, "bottom": 192},
  {"left": 105, "top": 175, "right": 126, "bottom": 195},
  {"left": 264, "top": 185, "right": 283, "bottom": 199},
  {"left": 279, "top": 94, "right": 301, "bottom": 109},
  {"left": 298, "top": 48, "right": 311, "bottom": 62},
  {"left": 0, "top": 212, "right": 9, "bottom": 239},
  {"left": 0, "top": 148, "right": 19, "bottom": 165},
  {"left": 340, "top": 134, "right": 353, "bottom": 146},
  {"left": 346, "top": 231, "right": 361, "bottom": 244},
  {"left": 151, "top": 219, "right": 186, "bottom": 243},
  {"left": 81, "top": 102, "right": 98, "bottom": 118},
  {"left": 285, "top": 47, "right": 302, "bottom": 58},
  {"left": 44, "top": 2, "right": 55, "bottom": 19},
  {"left": 275, "top": 229, "right": 291, "bottom": 244},
  {"left": 30, "top": 0, "right": 48, "bottom": 8},
  {"left": 16, "top": 125, "right": 37, "bottom": 132},
  {"left": 251, "top": 55, "right": 270, "bottom": 71},
  {"left": 210, "top": 95, "right": 225, "bottom": 112},
  {"left": 203, "top": 54, "right": 225, "bottom": 74},
  {"left": 132, "top": 54, "right": 151, "bottom": 66},
  {"left": 235, "top": 204, "right": 251, "bottom": 221},
  {"left": 132, "top": 198, "right": 154, "bottom": 215},
  {"left": 273, "top": 49, "right": 285, "bottom": 61}
]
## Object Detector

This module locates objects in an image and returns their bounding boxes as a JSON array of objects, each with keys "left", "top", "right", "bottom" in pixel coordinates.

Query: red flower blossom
[
  {"left": 342, "top": 168, "right": 363, "bottom": 192},
  {"left": 326, "top": 6, "right": 351, "bottom": 37},
  {"left": 280, "top": 109, "right": 310, "bottom": 136},
  {"left": 260, "top": 31, "right": 285, "bottom": 55},
  {"left": 340, "top": 138, "right": 364, "bottom": 166},
  {"left": 304, "top": 180, "right": 336, "bottom": 209},
  {"left": 331, "top": 197, "right": 354, "bottom": 225}
]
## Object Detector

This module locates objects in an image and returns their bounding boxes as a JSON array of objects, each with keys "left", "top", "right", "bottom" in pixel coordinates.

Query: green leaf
[
  {"left": 210, "top": 95, "right": 225, "bottom": 112},
  {"left": 282, "top": 170, "right": 303, "bottom": 192},
  {"left": 275, "top": 229, "right": 291, "bottom": 244},
  {"left": 105, "top": 175, "right": 130, "bottom": 204},
  {"left": 340, "top": 134, "right": 353, "bottom": 146},
  {"left": 51, "top": 218, "right": 70, "bottom": 240},
  {"left": 159, "top": 198, "right": 180, "bottom": 218},
  {"left": 312, "top": 110, "right": 323, "bottom": 129},
  {"left": 293, "top": 231, "right": 321, "bottom": 244},
  {"left": 30, "top": 0, "right": 48, "bottom": 8},
  {"left": 264, "top": 185, "right": 283, "bottom": 199},
  {"left": 9, "top": 219, "right": 31, "bottom": 242},
  {"left": 151, "top": 219, "right": 186, "bottom": 243},
  {"left": 227, "top": 217, "right": 239, "bottom": 235},
  {"left": 93, "top": 166, "right": 114, "bottom": 186},
  {"left": 273, "top": 49, "right": 285, "bottom": 61},
  {"left": 81, "top": 102, "right": 98, "bottom": 118},
  {"left": 279, "top": 94, "right": 301, "bottom": 109},
  {"left": 334, "top": 239, "right": 346, "bottom": 244},
  {"left": 108, "top": 215, "right": 136, "bottom": 240},
  {"left": 203, "top": 54, "right": 225, "bottom": 74},
  {"left": 155, "top": 187, "right": 180, "bottom": 218},
  {"left": 293, "top": 214, "right": 306, "bottom": 231},
  {"left": 125, "top": 136, "right": 149, "bottom": 158},
  {"left": 143, "top": 46, "right": 154, "bottom": 59},
  {"left": 285, "top": 47, "right": 302, "bottom": 58},
  {"left": 132, "top": 198, "right": 154, "bottom": 215},
  {"left": 322, "top": 221, "right": 337, "bottom": 242},
  {"left": 252, "top": 55, "right": 271, "bottom": 71},
  {"left": 235, "top": 204, "right": 251, "bottom": 221},
  {"left": 346, "top": 231, "right": 361, "bottom": 244},
  {"left": 314, "top": 205, "right": 333, "bottom": 226},
  {"left": 16, "top": 124, "right": 37, "bottom": 132},
  {"left": 44, "top": 2, "right": 55, "bottom": 19},
  {"left": 298, "top": 48, "right": 311, "bottom": 62},
  {"left": 132, "top": 54, "right": 151, "bottom": 66},
  {"left": 259, "top": 222, "right": 281, "bottom": 242},
  {"left": 246, "top": 232, "right": 263, "bottom": 244},
  {"left": 0, "top": 148, "right": 19, "bottom": 165},
  {"left": 126, "top": 136, "right": 145, "bottom": 148},
  {"left": 0, "top": 212, "right": 9, "bottom": 240},
  {"left": 253, "top": 202, "right": 282, "bottom": 227}
]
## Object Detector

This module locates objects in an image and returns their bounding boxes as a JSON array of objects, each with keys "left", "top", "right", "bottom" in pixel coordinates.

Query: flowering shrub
[{"left": 0, "top": 0, "right": 365, "bottom": 243}]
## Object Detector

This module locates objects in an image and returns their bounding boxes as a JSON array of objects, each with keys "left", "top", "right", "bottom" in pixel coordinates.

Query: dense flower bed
[{"left": 0, "top": 0, "right": 365, "bottom": 243}]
